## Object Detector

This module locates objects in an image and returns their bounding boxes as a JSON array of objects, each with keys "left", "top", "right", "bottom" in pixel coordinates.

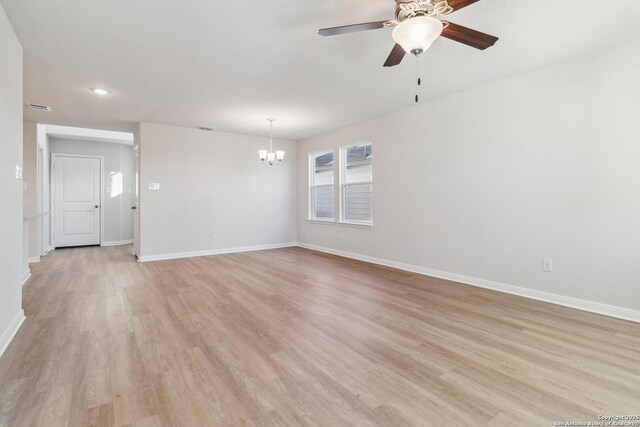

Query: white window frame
[
  {"left": 308, "top": 150, "right": 335, "bottom": 223},
  {"left": 339, "top": 141, "right": 373, "bottom": 228}
]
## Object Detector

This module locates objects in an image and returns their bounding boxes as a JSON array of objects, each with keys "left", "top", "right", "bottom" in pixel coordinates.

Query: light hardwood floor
[{"left": 1, "top": 245, "right": 639, "bottom": 426}]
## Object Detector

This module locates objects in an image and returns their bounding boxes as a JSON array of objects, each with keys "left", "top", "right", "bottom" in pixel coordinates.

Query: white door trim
[
  {"left": 133, "top": 141, "right": 140, "bottom": 258},
  {"left": 51, "top": 153, "right": 104, "bottom": 248},
  {"left": 36, "top": 145, "right": 42, "bottom": 257}
]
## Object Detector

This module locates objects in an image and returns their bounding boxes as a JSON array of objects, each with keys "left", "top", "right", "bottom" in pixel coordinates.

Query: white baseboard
[
  {"left": 138, "top": 242, "right": 298, "bottom": 263},
  {"left": 297, "top": 242, "right": 640, "bottom": 324},
  {"left": 102, "top": 239, "right": 134, "bottom": 247},
  {"left": 42, "top": 246, "right": 52, "bottom": 256},
  {"left": 0, "top": 310, "right": 25, "bottom": 359},
  {"left": 20, "top": 270, "right": 31, "bottom": 287},
  {"left": 28, "top": 256, "right": 40, "bottom": 263}
]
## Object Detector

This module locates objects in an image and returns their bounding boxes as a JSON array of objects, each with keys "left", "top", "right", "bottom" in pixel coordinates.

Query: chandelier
[{"left": 258, "top": 118, "right": 285, "bottom": 165}]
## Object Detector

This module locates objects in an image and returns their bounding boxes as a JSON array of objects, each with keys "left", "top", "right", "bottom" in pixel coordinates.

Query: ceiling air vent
[
  {"left": 197, "top": 126, "right": 214, "bottom": 131},
  {"left": 26, "top": 103, "right": 52, "bottom": 112}
]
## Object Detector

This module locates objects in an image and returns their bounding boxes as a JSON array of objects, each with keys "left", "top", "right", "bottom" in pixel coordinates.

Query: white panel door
[{"left": 53, "top": 155, "right": 101, "bottom": 247}]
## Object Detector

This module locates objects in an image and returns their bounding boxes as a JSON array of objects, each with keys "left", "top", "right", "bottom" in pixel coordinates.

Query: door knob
[
  {"left": 94, "top": 205, "right": 99, "bottom": 208},
  {"left": 131, "top": 206, "right": 137, "bottom": 210}
]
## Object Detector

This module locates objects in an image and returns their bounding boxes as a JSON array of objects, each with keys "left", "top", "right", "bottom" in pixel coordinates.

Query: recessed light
[{"left": 90, "top": 88, "right": 111, "bottom": 95}]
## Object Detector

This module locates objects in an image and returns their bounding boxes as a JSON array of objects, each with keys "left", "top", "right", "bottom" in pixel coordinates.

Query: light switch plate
[
  {"left": 148, "top": 183, "right": 160, "bottom": 191},
  {"left": 15, "top": 165, "right": 22, "bottom": 180}
]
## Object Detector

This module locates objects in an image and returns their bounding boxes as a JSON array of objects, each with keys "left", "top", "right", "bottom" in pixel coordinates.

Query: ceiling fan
[{"left": 318, "top": 0, "right": 498, "bottom": 67}]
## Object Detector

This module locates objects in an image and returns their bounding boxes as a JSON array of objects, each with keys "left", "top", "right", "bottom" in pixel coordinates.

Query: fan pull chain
[{"left": 415, "top": 55, "right": 421, "bottom": 103}]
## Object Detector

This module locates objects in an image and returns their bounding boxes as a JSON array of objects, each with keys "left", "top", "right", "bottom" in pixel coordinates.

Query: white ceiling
[{"left": 2, "top": 0, "right": 639, "bottom": 140}]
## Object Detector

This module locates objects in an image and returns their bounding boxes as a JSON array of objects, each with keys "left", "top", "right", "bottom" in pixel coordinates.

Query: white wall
[
  {"left": 49, "top": 138, "right": 135, "bottom": 244},
  {"left": 138, "top": 123, "right": 297, "bottom": 260},
  {"left": 297, "top": 40, "right": 640, "bottom": 315},
  {"left": 0, "top": 3, "right": 25, "bottom": 356}
]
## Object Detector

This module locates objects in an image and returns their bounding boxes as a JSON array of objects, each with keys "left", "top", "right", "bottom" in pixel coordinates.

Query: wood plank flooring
[{"left": 1, "top": 245, "right": 639, "bottom": 426}]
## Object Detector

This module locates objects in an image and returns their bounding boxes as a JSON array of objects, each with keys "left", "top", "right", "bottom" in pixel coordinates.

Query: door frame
[
  {"left": 132, "top": 141, "right": 140, "bottom": 258},
  {"left": 50, "top": 153, "right": 104, "bottom": 249},
  {"left": 36, "top": 144, "right": 43, "bottom": 256}
]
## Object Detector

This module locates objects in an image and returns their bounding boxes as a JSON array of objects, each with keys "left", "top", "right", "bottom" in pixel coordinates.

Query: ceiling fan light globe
[
  {"left": 411, "top": 25, "right": 428, "bottom": 41},
  {"left": 392, "top": 16, "right": 443, "bottom": 55}
]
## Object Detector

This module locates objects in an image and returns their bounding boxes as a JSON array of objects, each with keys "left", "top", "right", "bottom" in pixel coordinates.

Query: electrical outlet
[
  {"left": 211, "top": 231, "right": 217, "bottom": 239},
  {"left": 543, "top": 258, "right": 553, "bottom": 272}
]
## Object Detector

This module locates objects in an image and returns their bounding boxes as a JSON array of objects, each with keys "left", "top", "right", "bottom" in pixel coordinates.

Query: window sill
[
  {"left": 338, "top": 221, "right": 374, "bottom": 230},
  {"left": 307, "top": 219, "right": 336, "bottom": 226}
]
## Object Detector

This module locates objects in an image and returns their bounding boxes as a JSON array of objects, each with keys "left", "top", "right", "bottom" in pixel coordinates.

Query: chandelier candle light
[{"left": 258, "top": 118, "right": 285, "bottom": 165}]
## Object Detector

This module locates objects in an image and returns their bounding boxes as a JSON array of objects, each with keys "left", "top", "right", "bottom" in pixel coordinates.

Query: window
[
  {"left": 340, "top": 142, "right": 373, "bottom": 225},
  {"left": 309, "top": 151, "right": 334, "bottom": 221}
]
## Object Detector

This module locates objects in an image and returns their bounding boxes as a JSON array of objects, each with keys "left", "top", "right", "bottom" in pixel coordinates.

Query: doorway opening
[{"left": 40, "top": 125, "right": 135, "bottom": 250}]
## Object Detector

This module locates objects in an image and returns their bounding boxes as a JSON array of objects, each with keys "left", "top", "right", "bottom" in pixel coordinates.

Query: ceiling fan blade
[
  {"left": 441, "top": 22, "right": 498, "bottom": 50},
  {"left": 383, "top": 43, "right": 406, "bottom": 67},
  {"left": 447, "top": 0, "right": 482, "bottom": 11},
  {"left": 319, "top": 20, "right": 390, "bottom": 37}
]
